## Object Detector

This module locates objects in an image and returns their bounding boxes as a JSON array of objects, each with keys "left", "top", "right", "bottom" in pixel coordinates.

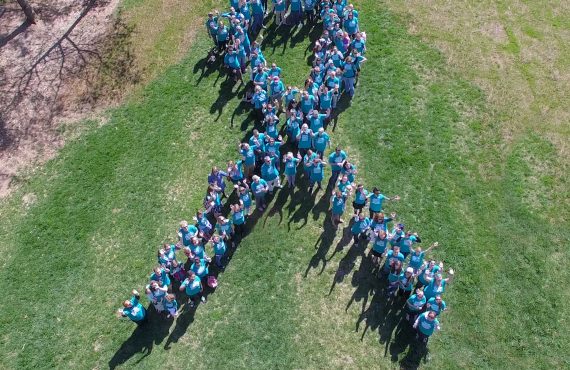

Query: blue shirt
[
  {"left": 369, "top": 193, "right": 386, "bottom": 212},
  {"left": 251, "top": 179, "right": 268, "bottom": 196},
  {"left": 328, "top": 150, "right": 347, "bottom": 171},
  {"left": 309, "top": 114, "right": 326, "bottom": 132},
  {"left": 312, "top": 132, "right": 330, "bottom": 152},
  {"left": 416, "top": 313, "right": 439, "bottom": 336},
  {"left": 331, "top": 194, "right": 347, "bottom": 214},
  {"left": 123, "top": 295, "right": 146, "bottom": 321},
  {"left": 298, "top": 129, "right": 313, "bottom": 149},
  {"left": 426, "top": 297, "right": 447, "bottom": 316},
  {"left": 181, "top": 275, "right": 202, "bottom": 296},
  {"left": 309, "top": 162, "right": 324, "bottom": 181},
  {"left": 284, "top": 158, "right": 300, "bottom": 176},
  {"left": 351, "top": 216, "right": 370, "bottom": 234},
  {"left": 407, "top": 294, "right": 426, "bottom": 313},
  {"left": 261, "top": 158, "right": 279, "bottom": 181}
]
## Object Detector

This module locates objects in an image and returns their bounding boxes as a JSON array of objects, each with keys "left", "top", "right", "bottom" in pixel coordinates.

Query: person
[
  {"left": 369, "top": 230, "right": 388, "bottom": 266},
  {"left": 387, "top": 260, "right": 403, "bottom": 297},
  {"left": 328, "top": 146, "right": 347, "bottom": 186},
  {"left": 312, "top": 127, "right": 330, "bottom": 158},
  {"left": 283, "top": 152, "right": 301, "bottom": 188},
  {"left": 179, "top": 271, "right": 205, "bottom": 307},
  {"left": 303, "top": 0, "right": 316, "bottom": 23},
  {"left": 398, "top": 267, "right": 416, "bottom": 299},
  {"left": 406, "top": 289, "right": 426, "bottom": 325},
  {"left": 399, "top": 230, "right": 421, "bottom": 258},
  {"left": 158, "top": 243, "right": 178, "bottom": 269},
  {"left": 382, "top": 245, "right": 405, "bottom": 275},
  {"left": 204, "top": 184, "right": 223, "bottom": 216},
  {"left": 145, "top": 280, "right": 168, "bottom": 312},
  {"left": 352, "top": 184, "right": 368, "bottom": 215},
  {"left": 239, "top": 142, "right": 257, "bottom": 179},
  {"left": 227, "top": 160, "right": 245, "bottom": 186},
  {"left": 191, "top": 255, "right": 210, "bottom": 283},
  {"left": 308, "top": 156, "right": 326, "bottom": 192},
  {"left": 308, "top": 109, "right": 327, "bottom": 133},
  {"left": 205, "top": 11, "right": 220, "bottom": 46},
  {"left": 424, "top": 270, "right": 454, "bottom": 300},
  {"left": 409, "top": 242, "right": 438, "bottom": 273},
  {"left": 211, "top": 234, "right": 227, "bottom": 269},
  {"left": 343, "top": 11, "right": 359, "bottom": 36},
  {"left": 230, "top": 202, "right": 247, "bottom": 243},
  {"left": 370, "top": 212, "right": 396, "bottom": 234},
  {"left": 195, "top": 210, "right": 213, "bottom": 239},
  {"left": 260, "top": 156, "right": 282, "bottom": 193},
  {"left": 249, "top": 129, "right": 267, "bottom": 164},
  {"left": 425, "top": 295, "right": 447, "bottom": 316},
  {"left": 169, "top": 259, "right": 186, "bottom": 283},
  {"left": 300, "top": 90, "right": 317, "bottom": 118},
  {"left": 368, "top": 187, "right": 399, "bottom": 218},
  {"left": 341, "top": 55, "right": 357, "bottom": 98},
  {"left": 216, "top": 20, "right": 230, "bottom": 51},
  {"left": 208, "top": 167, "right": 229, "bottom": 198},
  {"left": 150, "top": 265, "right": 171, "bottom": 289},
  {"left": 273, "top": 0, "right": 287, "bottom": 25},
  {"left": 164, "top": 294, "right": 179, "bottom": 319},
  {"left": 350, "top": 213, "right": 370, "bottom": 244},
  {"left": 415, "top": 260, "right": 441, "bottom": 290},
  {"left": 413, "top": 311, "right": 441, "bottom": 346},
  {"left": 237, "top": 180, "right": 253, "bottom": 215},
  {"left": 264, "top": 115, "right": 281, "bottom": 139},
  {"left": 118, "top": 289, "right": 147, "bottom": 324},
  {"left": 251, "top": 0, "right": 265, "bottom": 34},
  {"left": 340, "top": 161, "right": 357, "bottom": 183},
  {"left": 178, "top": 220, "right": 198, "bottom": 247},
  {"left": 216, "top": 215, "right": 234, "bottom": 247},
  {"left": 330, "top": 190, "right": 347, "bottom": 227},
  {"left": 224, "top": 45, "right": 244, "bottom": 82},
  {"left": 251, "top": 175, "right": 269, "bottom": 211},
  {"left": 189, "top": 236, "right": 208, "bottom": 259},
  {"left": 288, "top": 0, "right": 303, "bottom": 26},
  {"left": 296, "top": 123, "right": 313, "bottom": 157},
  {"left": 336, "top": 174, "right": 352, "bottom": 196},
  {"left": 269, "top": 76, "right": 285, "bottom": 111},
  {"left": 252, "top": 85, "right": 268, "bottom": 120}
]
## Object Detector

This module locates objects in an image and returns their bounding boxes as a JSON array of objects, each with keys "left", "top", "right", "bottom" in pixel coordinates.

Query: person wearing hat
[
  {"left": 398, "top": 267, "right": 416, "bottom": 299},
  {"left": 406, "top": 288, "right": 426, "bottom": 324},
  {"left": 312, "top": 127, "right": 330, "bottom": 158},
  {"left": 179, "top": 271, "right": 205, "bottom": 307},
  {"left": 261, "top": 155, "right": 282, "bottom": 193},
  {"left": 327, "top": 146, "right": 347, "bottom": 186},
  {"left": 117, "top": 289, "right": 147, "bottom": 324},
  {"left": 205, "top": 11, "right": 220, "bottom": 46},
  {"left": 283, "top": 152, "right": 302, "bottom": 188},
  {"left": 178, "top": 220, "right": 198, "bottom": 247},
  {"left": 269, "top": 76, "right": 285, "bottom": 111},
  {"left": 413, "top": 311, "right": 441, "bottom": 345},
  {"left": 368, "top": 187, "right": 399, "bottom": 218}
]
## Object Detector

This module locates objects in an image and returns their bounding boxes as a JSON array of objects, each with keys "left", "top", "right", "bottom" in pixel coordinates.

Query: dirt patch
[{"left": 0, "top": 0, "right": 121, "bottom": 197}]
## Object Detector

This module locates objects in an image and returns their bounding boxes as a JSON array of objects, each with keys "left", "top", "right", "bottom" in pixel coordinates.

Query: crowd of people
[{"left": 117, "top": 0, "right": 455, "bottom": 349}]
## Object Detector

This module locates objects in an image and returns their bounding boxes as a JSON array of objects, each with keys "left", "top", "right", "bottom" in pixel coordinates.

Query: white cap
[{"left": 406, "top": 267, "right": 414, "bottom": 274}]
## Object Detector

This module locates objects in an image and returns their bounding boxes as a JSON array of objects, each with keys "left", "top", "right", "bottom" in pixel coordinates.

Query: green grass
[{"left": 1, "top": 0, "right": 569, "bottom": 369}]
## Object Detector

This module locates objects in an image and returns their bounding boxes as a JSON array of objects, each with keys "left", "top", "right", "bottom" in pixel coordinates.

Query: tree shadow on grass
[{"left": 108, "top": 306, "right": 173, "bottom": 369}]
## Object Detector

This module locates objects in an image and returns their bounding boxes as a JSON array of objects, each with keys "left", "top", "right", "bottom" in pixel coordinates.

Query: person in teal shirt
[
  {"left": 269, "top": 76, "right": 285, "bottom": 111},
  {"left": 251, "top": 175, "right": 269, "bottom": 211},
  {"left": 368, "top": 187, "right": 399, "bottom": 218},
  {"left": 300, "top": 91, "right": 317, "bottom": 116},
  {"left": 191, "top": 256, "right": 209, "bottom": 280},
  {"left": 413, "top": 311, "right": 441, "bottom": 345},
  {"left": 150, "top": 266, "right": 171, "bottom": 288},
  {"left": 118, "top": 290, "right": 147, "bottom": 324},
  {"left": 264, "top": 115, "right": 280, "bottom": 139},
  {"left": 343, "top": 12, "right": 359, "bottom": 36},
  {"left": 350, "top": 213, "right": 370, "bottom": 244},
  {"left": 341, "top": 56, "right": 357, "bottom": 97},
  {"left": 216, "top": 215, "right": 234, "bottom": 247},
  {"left": 318, "top": 86, "right": 335, "bottom": 113},
  {"left": 399, "top": 231, "right": 420, "bottom": 258},
  {"left": 328, "top": 147, "right": 347, "bottom": 185},
  {"left": 288, "top": 0, "right": 303, "bottom": 26},
  {"left": 352, "top": 184, "right": 368, "bottom": 215},
  {"left": 416, "top": 260, "right": 441, "bottom": 289},
  {"left": 216, "top": 20, "right": 229, "bottom": 51},
  {"left": 211, "top": 235, "right": 227, "bottom": 269},
  {"left": 179, "top": 271, "right": 205, "bottom": 307},
  {"left": 406, "top": 289, "right": 426, "bottom": 324},
  {"left": 261, "top": 156, "right": 281, "bottom": 193},
  {"left": 230, "top": 202, "right": 246, "bottom": 244},
  {"left": 239, "top": 142, "right": 257, "bottom": 179},
  {"left": 227, "top": 159, "right": 245, "bottom": 185},
  {"left": 312, "top": 128, "right": 330, "bottom": 158},
  {"left": 398, "top": 267, "right": 416, "bottom": 299},
  {"left": 178, "top": 220, "right": 198, "bottom": 247},
  {"left": 409, "top": 242, "right": 438, "bottom": 271},
  {"left": 164, "top": 294, "right": 179, "bottom": 319},
  {"left": 387, "top": 260, "right": 403, "bottom": 297},
  {"left": 369, "top": 230, "right": 388, "bottom": 266},
  {"left": 330, "top": 190, "right": 347, "bottom": 227},
  {"left": 205, "top": 12, "right": 219, "bottom": 45},
  {"left": 296, "top": 124, "right": 313, "bottom": 156},
  {"left": 336, "top": 175, "right": 352, "bottom": 196},
  {"left": 308, "top": 156, "right": 325, "bottom": 192},
  {"left": 382, "top": 246, "right": 405, "bottom": 274},
  {"left": 424, "top": 270, "right": 454, "bottom": 300},
  {"left": 426, "top": 295, "right": 447, "bottom": 316},
  {"left": 283, "top": 152, "right": 301, "bottom": 188},
  {"left": 251, "top": 0, "right": 265, "bottom": 34},
  {"left": 286, "top": 110, "right": 302, "bottom": 144},
  {"left": 308, "top": 110, "right": 327, "bottom": 132},
  {"left": 238, "top": 181, "right": 252, "bottom": 214}
]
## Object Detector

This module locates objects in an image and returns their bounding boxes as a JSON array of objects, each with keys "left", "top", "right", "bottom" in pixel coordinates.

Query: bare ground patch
[{"left": 0, "top": 0, "right": 122, "bottom": 197}]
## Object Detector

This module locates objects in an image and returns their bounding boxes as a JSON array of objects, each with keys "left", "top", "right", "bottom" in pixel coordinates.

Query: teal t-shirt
[
  {"left": 284, "top": 158, "right": 300, "bottom": 176},
  {"left": 417, "top": 313, "right": 439, "bottom": 336},
  {"left": 331, "top": 194, "right": 347, "bottom": 214},
  {"left": 407, "top": 294, "right": 426, "bottom": 313},
  {"left": 409, "top": 251, "right": 426, "bottom": 269},
  {"left": 182, "top": 276, "right": 202, "bottom": 296},
  {"left": 427, "top": 297, "right": 447, "bottom": 316},
  {"left": 369, "top": 193, "right": 386, "bottom": 212},
  {"left": 123, "top": 295, "right": 145, "bottom": 321},
  {"left": 313, "top": 132, "right": 330, "bottom": 152}
]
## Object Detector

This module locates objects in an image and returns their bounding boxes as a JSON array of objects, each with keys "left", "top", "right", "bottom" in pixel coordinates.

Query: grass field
[{"left": 0, "top": 0, "right": 569, "bottom": 369}]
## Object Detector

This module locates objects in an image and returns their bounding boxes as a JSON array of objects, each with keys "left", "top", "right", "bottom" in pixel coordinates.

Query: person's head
[
  {"left": 343, "top": 161, "right": 351, "bottom": 169},
  {"left": 196, "top": 210, "right": 204, "bottom": 218},
  {"left": 194, "top": 256, "right": 201, "bottom": 264},
  {"left": 254, "top": 85, "right": 262, "bottom": 93},
  {"left": 335, "top": 146, "right": 342, "bottom": 154},
  {"left": 358, "top": 213, "right": 365, "bottom": 221},
  {"left": 268, "top": 136, "right": 275, "bottom": 145},
  {"left": 187, "top": 271, "right": 196, "bottom": 280},
  {"left": 301, "top": 123, "right": 308, "bottom": 131},
  {"left": 405, "top": 267, "right": 413, "bottom": 276},
  {"left": 318, "top": 127, "right": 325, "bottom": 135},
  {"left": 335, "top": 190, "right": 342, "bottom": 197},
  {"left": 252, "top": 175, "right": 260, "bottom": 183},
  {"left": 378, "top": 230, "right": 387, "bottom": 239},
  {"left": 123, "top": 300, "right": 133, "bottom": 308},
  {"left": 286, "top": 152, "right": 293, "bottom": 160},
  {"left": 372, "top": 187, "right": 379, "bottom": 194},
  {"left": 253, "top": 129, "right": 259, "bottom": 136},
  {"left": 307, "top": 149, "right": 313, "bottom": 156},
  {"left": 273, "top": 76, "right": 280, "bottom": 83},
  {"left": 393, "top": 246, "right": 400, "bottom": 254},
  {"left": 435, "top": 295, "right": 443, "bottom": 304},
  {"left": 212, "top": 235, "right": 220, "bottom": 243},
  {"left": 397, "top": 223, "right": 405, "bottom": 231},
  {"left": 414, "top": 246, "right": 422, "bottom": 254},
  {"left": 435, "top": 273, "right": 443, "bottom": 283},
  {"left": 312, "top": 110, "right": 319, "bottom": 117},
  {"left": 183, "top": 247, "right": 192, "bottom": 258},
  {"left": 416, "top": 289, "right": 424, "bottom": 299},
  {"left": 427, "top": 311, "right": 437, "bottom": 320},
  {"left": 340, "top": 175, "right": 348, "bottom": 183},
  {"left": 153, "top": 266, "right": 162, "bottom": 275},
  {"left": 264, "top": 156, "right": 271, "bottom": 164},
  {"left": 271, "top": 63, "right": 277, "bottom": 69},
  {"left": 218, "top": 20, "right": 224, "bottom": 27},
  {"left": 180, "top": 220, "right": 189, "bottom": 230}
]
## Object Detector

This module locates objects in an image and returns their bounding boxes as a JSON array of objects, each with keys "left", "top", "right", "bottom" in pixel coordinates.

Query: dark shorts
[
  {"left": 371, "top": 250, "right": 383, "bottom": 258},
  {"left": 352, "top": 201, "right": 365, "bottom": 210}
]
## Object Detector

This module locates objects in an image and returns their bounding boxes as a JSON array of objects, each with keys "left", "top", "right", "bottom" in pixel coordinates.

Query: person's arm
[
  {"left": 413, "top": 315, "right": 420, "bottom": 329},
  {"left": 444, "top": 269, "right": 455, "bottom": 283},
  {"left": 423, "top": 242, "right": 438, "bottom": 255}
]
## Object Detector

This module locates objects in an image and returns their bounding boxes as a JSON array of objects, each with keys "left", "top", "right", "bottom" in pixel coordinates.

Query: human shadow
[
  {"left": 193, "top": 48, "right": 224, "bottom": 86},
  {"left": 304, "top": 215, "right": 336, "bottom": 276},
  {"left": 327, "top": 225, "right": 363, "bottom": 294},
  {"left": 328, "top": 93, "right": 352, "bottom": 132},
  {"left": 108, "top": 306, "right": 173, "bottom": 369},
  {"left": 210, "top": 72, "right": 242, "bottom": 121},
  {"left": 287, "top": 182, "right": 318, "bottom": 230}
]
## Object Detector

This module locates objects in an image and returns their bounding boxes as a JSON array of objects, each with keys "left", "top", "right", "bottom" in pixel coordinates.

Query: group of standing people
[{"left": 117, "top": 0, "right": 455, "bottom": 351}]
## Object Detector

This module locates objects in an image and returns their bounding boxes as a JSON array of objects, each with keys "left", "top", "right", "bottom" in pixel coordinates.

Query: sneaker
[
  {"left": 201, "top": 296, "right": 207, "bottom": 303},
  {"left": 338, "top": 218, "right": 345, "bottom": 223},
  {"left": 189, "top": 301, "right": 195, "bottom": 308}
]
